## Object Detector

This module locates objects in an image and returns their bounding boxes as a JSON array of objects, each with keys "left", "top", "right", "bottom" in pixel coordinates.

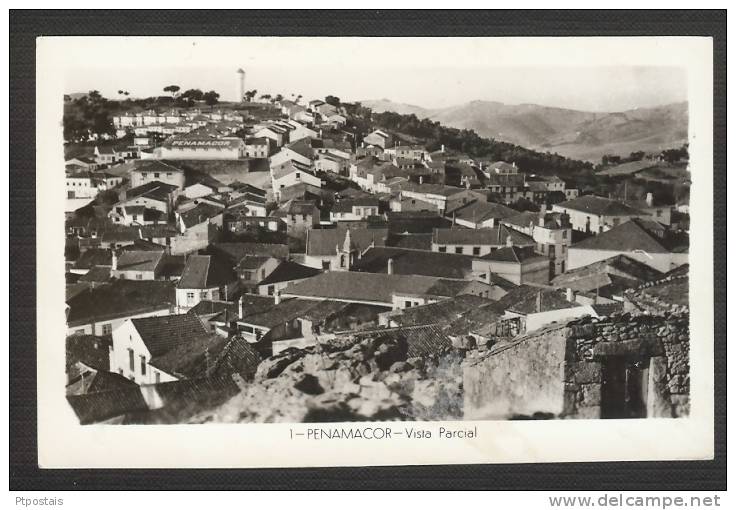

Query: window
[
  {"left": 155, "top": 371, "right": 161, "bottom": 383},
  {"left": 455, "top": 247, "right": 463, "bottom": 254},
  {"left": 101, "top": 323, "right": 112, "bottom": 335},
  {"left": 154, "top": 173, "right": 160, "bottom": 178},
  {"left": 322, "top": 261, "right": 331, "bottom": 270},
  {"left": 562, "top": 230, "right": 568, "bottom": 239},
  {"left": 267, "top": 285, "right": 275, "bottom": 296},
  {"left": 295, "top": 172, "right": 301, "bottom": 179},
  {"left": 186, "top": 291, "right": 195, "bottom": 301},
  {"left": 140, "top": 356, "right": 147, "bottom": 375},
  {"left": 613, "top": 217, "right": 621, "bottom": 226},
  {"left": 243, "top": 271, "right": 253, "bottom": 280},
  {"left": 656, "top": 209, "right": 662, "bottom": 217},
  {"left": 405, "top": 301, "right": 412, "bottom": 308},
  {"left": 141, "top": 172, "right": 147, "bottom": 178},
  {"left": 128, "top": 348, "right": 135, "bottom": 372},
  {"left": 472, "top": 247, "right": 481, "bottom": 256},
  {"left": 200, "top": 291, "right": 208, "bottom": 299},
  {"left": 438, "top": 246, "right": 447, "bottom": 253}
]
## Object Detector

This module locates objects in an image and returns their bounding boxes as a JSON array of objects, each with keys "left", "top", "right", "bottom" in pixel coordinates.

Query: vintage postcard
[{"left": 36, "top": 35, "right": 714, "bottom": 468}]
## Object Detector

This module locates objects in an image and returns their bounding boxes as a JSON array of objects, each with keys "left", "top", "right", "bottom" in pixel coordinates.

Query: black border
[{"left": 10, "top": 10, "right": 726, "bottom": 491}]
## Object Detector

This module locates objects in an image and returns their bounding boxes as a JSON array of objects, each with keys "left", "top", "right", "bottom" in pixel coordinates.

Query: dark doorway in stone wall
[{"left": 601, "top": 356, "right": 649, "bottom": 419}]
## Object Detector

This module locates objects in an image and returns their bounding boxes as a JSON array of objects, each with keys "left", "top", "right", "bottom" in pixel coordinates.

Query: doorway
[{"left": 600, "top": 356, "right": 649, "bottom": 419}]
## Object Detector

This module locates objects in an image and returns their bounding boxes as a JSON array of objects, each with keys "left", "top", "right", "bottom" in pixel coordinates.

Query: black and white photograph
[{"left": 28, "top": 29, "right": 718, "bottom": 472}]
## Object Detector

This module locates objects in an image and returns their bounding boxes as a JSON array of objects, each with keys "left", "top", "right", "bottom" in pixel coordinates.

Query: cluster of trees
[
  {"left": 162, "top": 85, "right": 220, "bottom": 107},
  {"left": 63, "top": 90, "right": 115, "bottom": 142},
  {"left": 600, "top": 144, "right": 689, "bottom": 167}
]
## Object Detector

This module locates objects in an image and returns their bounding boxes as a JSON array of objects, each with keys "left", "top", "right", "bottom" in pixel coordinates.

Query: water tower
[{"left": 237, "top": 68, "right": 246, "bottom": 102}]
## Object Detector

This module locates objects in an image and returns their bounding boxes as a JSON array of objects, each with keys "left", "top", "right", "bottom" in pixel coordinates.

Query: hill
[{"left": 360, "top": 99, "right": 688, "bottom": 162}]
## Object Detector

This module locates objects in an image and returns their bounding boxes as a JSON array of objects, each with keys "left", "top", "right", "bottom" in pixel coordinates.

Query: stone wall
[
  {"left": 463, "top": 326, "right": 571, "bottom": 420},
  {"left": 463, "top": 312, "right": 690, "bottom": 420}
]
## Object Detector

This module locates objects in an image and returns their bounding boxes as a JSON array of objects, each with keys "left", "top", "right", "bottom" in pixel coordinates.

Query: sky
[{"left": 57, "top": 37, "right": 689, "bottom": 113}]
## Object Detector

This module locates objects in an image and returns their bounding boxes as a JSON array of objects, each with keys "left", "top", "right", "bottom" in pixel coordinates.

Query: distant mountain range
[{"left": 360, "top": 99, "right": 688, "bottom": 162}]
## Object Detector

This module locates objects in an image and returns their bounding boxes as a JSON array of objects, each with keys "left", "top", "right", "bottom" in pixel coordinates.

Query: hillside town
[{"left": 63, "top": 84, "right": 691, "bottom": 424}]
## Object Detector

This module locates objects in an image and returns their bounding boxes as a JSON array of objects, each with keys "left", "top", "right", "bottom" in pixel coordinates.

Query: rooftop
[
  {"left": 432, "top": 225, "right": 534, "bottom": 246},
  {"left": 177, "top": 254, "right": 237, "bottom": 290},
  {"left": 257, "top": 260, "right": 322, "bottom": 286},
  {"left": 351, "top": 246, "right": 474, "bottom": 279},
  {"left": 556, "top": 195, "right": 649, "bottom": 217},
  {"left": 571, "top": 218, "right": 688, "bottom": 254},
  {"left": 132, "top": 313, "right": 210, "bottom": 358},
  {"left": 306, "top": 227, "right": 389, "bottom": 257},
  {"left": 66, "top": 280, "right": 176, "bottom": 326},
  {"left": 282, "top": 271, "right": 475, "bottom": 305}
]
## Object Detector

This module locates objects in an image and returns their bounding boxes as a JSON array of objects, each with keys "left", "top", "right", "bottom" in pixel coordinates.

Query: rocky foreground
[{"left": 190, "top": 334, "right": 465, "bottom": 423}]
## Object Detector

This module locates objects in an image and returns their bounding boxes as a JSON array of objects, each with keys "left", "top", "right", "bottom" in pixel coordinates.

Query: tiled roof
[
  {"left": 133, "top": 159, "right": 184, "bottom": 175},
  {"left": 209, "top": 242, "right": 289, "bottom": 263},
  {"left": 236, "top": 255, "right": 272, "bottom": 271},
  {"left": 177, "top": 254, "right": 237, "bottom": 290},
  {"left": 257, "top": 260, "right": 321, "bottom": 286},
  {"left": 556, "top": 195, "right": 649, "bottom": 217},
  {"left": 571, "top": 219, "right": 682, "bottom": 254},
  {"left": 387, "top": 233, "right": 433, "bottom": 251},
  {"left": 296, "top": 300, "right": 351, "bottom": 323},
  {"left": 387, "top": 212, "right": 451, "bottom": 234},
  {"left": 178, "top": 203, "right": 223, "bottom": 228},
  {"left": 503, "top": 211, "right": 569, "bottom": 230},
  {"left": 115, "top": 250, "right": 164, "bottom": 272},
  {"left": 189, "top": 299, "right": 239, "bottom": 318},
  {"left": 447, "top": 200, "right": 517, "bottom": 223},
  {"left": 148, "top": 333, "right": 229, "bottom": 379},
  {"left": 479, "top": 245, "right": 547, "bottom": 264},
  {"left": 132, "top": 313, "right": 210, "bottom": 358},
  {"left": 331, "top": 197, "right": 380, "bottom": 213},
  {"left": 73, "top": 248, "right": 112, "bottom": 270},
  {"left": 352, "top": 247, "right": 474, "bottom": 279},
  {"left": 306, "top": 227, "right": 388, "bottom": 257},
  {"left": 66, "top": 280, "right": 176, "bottom": 326},
  {"left": 66, "top": 334, "right": 112, "bottom": 374},
  {"left": 77, "top": 265, "right": 112, "bottom": 283},
  {"left": 126, "top": 180, "right": 179, "bottom": 202},
  {"left": 432, "top": 225, "right": 534, "bottom": 246},
  {"left": 551, "top": 254, "right": 663, "bottom": 290},
  {"left": 391, "top": 294, "right": 496, "bottom": 327},
  {"left": 282, "top": 271, "right": 473, "bottom": 304},
  {"left": 238, "top": 298, "right": 317, "bottom": 328},
  {"left": 496, "top": 285, "right": 580, "bottom": 315}
]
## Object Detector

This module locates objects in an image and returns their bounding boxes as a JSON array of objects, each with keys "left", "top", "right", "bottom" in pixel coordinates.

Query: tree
[
  {"left": 273, "top": 94, "right": 284, "bottom": 104},
  {"left": 325, "top": 95, "right": 340, "bottom": 107},
  {"left": 244, "top": 89, "right": 258, "bottom": 102},
  {"left": 203, "top": 90, "right": 220, "bottom": 107},
  {"left": 260, "top": 94, "right": 272, "bottom": 102},
  {"left": 163, "top": 85, "right": 181, "bottom": 98}
]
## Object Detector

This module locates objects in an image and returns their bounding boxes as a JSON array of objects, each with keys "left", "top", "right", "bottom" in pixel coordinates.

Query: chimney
[
  {"left": 238, "top": 295, "right": 244, "bottom": 319},
  {"left": 274, "top": 289, "right": 281, "bottom": 305},
  {"left": 110, "top": 249, "right": 117, "bottom": 271},
  {"left": 387, "top": 258, "right": 394, "bottom": 275},
  {"left": 536, "top": 291, "right": 542, "bottom": 313},
  {"left": 506, "top": 235, "right": 513, "bottom": 248},
  {"left": 538, "top": 211, "right": 546, "bottom": 227},
  {"left": 566, "top": 288, "right": 576, "bottom": 303},
  {"left": 646, "top": 192, "right": 654, "bottom": 207},
  {"left": 441, "top": 144, "right": 445, "bottom": 153},
  {"left": 485, "top": 269, "right": 493, "bottom": 285},
  {"left": 419, "top": 175, "right": 424, "bottom": 185}
]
